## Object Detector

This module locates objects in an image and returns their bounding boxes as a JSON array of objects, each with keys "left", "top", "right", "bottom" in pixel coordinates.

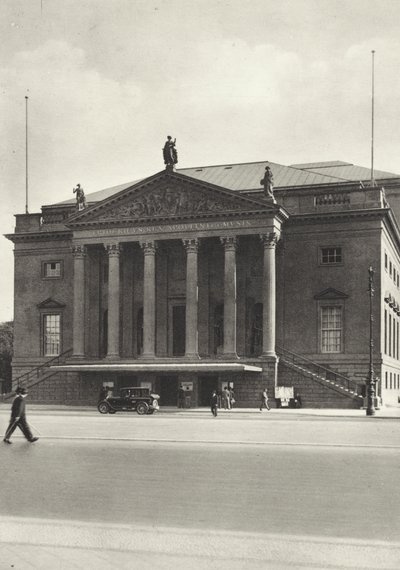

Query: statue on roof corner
[
  {"left": 73, "top": 183, "right": 86, "bottom": 211},
  {"left": 163, "top": 136, "right": 178, "bottom": 170},
  {"left": 260, "top": 164, "right": 276, "bottom": 203}
]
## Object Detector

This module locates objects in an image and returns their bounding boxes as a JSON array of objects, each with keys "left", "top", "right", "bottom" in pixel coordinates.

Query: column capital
[
  {"left": 183, "top": 238, "right": 199, "bottom": 253},
  {"left": 72, "top": 244, "right": 87, "bottom": 258},
  {"left": 220, "top": 236, "right": 237, "bottom": 251},
  {"left": 260, "top": 232, "right": 279, "bottom": 248},
  {"left": 140, "top": 240, "right": 157, "bottom": 255},
  {"left": 104, "top": 243, "right": 122, "bottom": 257}
]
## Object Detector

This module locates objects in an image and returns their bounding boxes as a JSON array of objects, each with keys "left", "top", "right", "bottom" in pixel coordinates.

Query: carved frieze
[{"left": 95, "top": 185, "right": 244, "bottom": 221}]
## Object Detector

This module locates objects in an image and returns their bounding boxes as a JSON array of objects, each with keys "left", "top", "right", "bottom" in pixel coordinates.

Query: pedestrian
[
  {"left": 222, "top": 386, "right": 231, "bottom": 411},
  {"left": 98, "top": 386, "right": 108, "bottom": 403},
  {"left": 177, "top": 384, "right": 185, "bottom": 408},
  {"left": 211, "top": 390, "right": 218, "bottom": 417},
  {"left": 229, "top": 385, "right": 236, "bottom": 408},
  {"left": 259, "top": 387, "right": 270, "bottom": 411},
  {"left": 294, "top": 392, "right": 302, "bottom": 408},
  {"left": 3, "top": 387, "right": 39, "bottom": 444}
]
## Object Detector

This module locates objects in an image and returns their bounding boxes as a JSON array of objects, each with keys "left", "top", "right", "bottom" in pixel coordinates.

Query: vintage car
[{"left": 98, "top": 387, "right": 160, "bottom": 415}]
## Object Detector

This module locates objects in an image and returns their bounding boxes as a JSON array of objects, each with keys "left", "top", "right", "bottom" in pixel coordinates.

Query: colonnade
[{"left": 71, "top": 232, "right": 278, "bottom": 360}]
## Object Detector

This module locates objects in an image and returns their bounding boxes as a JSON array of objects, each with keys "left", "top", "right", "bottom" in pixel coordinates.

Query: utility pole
[
  {"left": 366, "top": 266, "right": 376, "bottom": 416},
  {"left": 25, "top": 95, "right": 29, "bottom": 214}
]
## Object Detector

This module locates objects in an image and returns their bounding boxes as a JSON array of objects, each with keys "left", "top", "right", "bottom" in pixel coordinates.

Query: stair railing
[
  {"left": 276, "top": 345, "right": 359, "bottom": 393},
  {"left": 5, "top": 348, "right": 73, "bottom": 396}
]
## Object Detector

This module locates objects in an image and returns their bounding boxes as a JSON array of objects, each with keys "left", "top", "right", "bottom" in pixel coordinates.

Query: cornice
[
  {"left": 4, "top": 230, "right": 72, "bottom": 244},
  {"left": 66, "top": 207, "right": 283, "bottom": 231},
  {"left": 287, "top": 207, "right": 388, "bottom": 225}
]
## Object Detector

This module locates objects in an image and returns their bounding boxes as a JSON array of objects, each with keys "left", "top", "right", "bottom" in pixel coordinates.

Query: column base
[
  {"left": 220, "top": 353, "right": 240, "bottom": 360},
  {"left": 185, "top": 353, "right": 201, "bottom": 359},
  {"left": 70, "top": 353, "right": 85, "bottom": 360},
  {"left": 139, "top": 353, "right": 156, "bottom": 360},
  {"left": 261, "top": 351, "right": 277, "bottom": 358},
  {"left": 105, "top": 354, "right": 121, "bottom": 361}
]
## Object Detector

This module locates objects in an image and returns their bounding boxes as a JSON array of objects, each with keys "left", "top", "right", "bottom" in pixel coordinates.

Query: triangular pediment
[
  {"left": 314, "top": 287, "right": 348, "bottom": 300},
  {"left": 66, "top": 170, "right": 278, "bottom": 228},
  {"left": 37, "top": 297, "right": 66, "bottom": 309}
]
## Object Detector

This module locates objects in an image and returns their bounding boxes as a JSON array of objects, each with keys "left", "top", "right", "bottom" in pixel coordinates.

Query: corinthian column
[
  {"left": 141, "top": 241, "right": 157, "bottom": 358},
  {"left": 261, "top": 232, "right": 278, "bottom": 356},
  {"left": 221, "top": 236, "right": 238, "bottom": 357},
  {"left": 72, "top": 244, "right": 86, "bottom": 358},
  {"left": 183, "top": 238, "right": 199, "bottom": 358},
  {"left": 105, "top": 243, "right": 122, "bottom": 359}
]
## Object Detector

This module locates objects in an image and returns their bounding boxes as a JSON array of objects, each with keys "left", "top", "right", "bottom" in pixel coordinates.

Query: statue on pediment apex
[
  {"left": 163, "top": 136, "right": 178, "bottom": 169},
  {"left": 73, "top": 183, "right": 86, "bottom": 210},
  {"left": 260, "top": 165, "right": 276, "bottom": 202}
]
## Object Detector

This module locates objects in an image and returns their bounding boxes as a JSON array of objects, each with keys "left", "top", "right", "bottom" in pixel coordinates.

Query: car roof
[{"left": 121, "top": 387, "right": 149, "bottom": 390}]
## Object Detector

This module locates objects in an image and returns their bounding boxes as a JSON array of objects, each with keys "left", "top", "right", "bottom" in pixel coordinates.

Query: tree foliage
[{"left": 0, "top": 321, "right": 13, "bottom": 393}]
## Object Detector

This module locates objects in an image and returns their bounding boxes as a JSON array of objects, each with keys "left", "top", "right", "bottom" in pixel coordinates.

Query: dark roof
[{"left": 53, "top": 160, "right": 400, "bottom": 207}]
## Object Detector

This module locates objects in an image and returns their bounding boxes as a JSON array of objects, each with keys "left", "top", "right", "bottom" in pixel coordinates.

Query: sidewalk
[
  {"left": 1, "top": 402, "right": 399, "bottom": 418},
  {"left": 1, "top": 516, "right": 399, "bottom": 570}
]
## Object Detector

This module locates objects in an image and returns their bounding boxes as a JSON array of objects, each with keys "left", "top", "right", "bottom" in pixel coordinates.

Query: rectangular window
[
  {"left": 321, "top": 247, "right": 342, "bottom": 265},
  {"left": 43, "top": 314, "right": 61, "bottom": 356},
  {"left": 385, "top": 371, "right": 388, "bottom": 389},
  {"left": 390, "top": 261, "right": 392, "bottom": 277},
  {"left": 389, "top": 314, "right": 392, "bottom": 357},
  {"left": 385, "top": 252, "right": 388, "bottom": 270},
  {"left": 394, "top": 268, "right": 397, "bottom": 283},
  {"left": 43, "top": 261, "right": 62, "bottom": 278},
  {"left": 384, "top": 309, "right": 387, "bottom": 354},
  {"left": 321, "top": 306, "right": 342, "bottom": 353},
  {"left": 390, "top": 372, "right": 392, "bottom": 389}
]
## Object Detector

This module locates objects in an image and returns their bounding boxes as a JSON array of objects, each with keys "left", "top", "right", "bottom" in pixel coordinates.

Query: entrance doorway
[
  {"left": 171, "top": 304, "right": 186, "bottom": 356},
  {"left": 199, "top": 376, "right": 218, "bottom": 406},
  {"left": 158, "top": 376, "right": 179, "bottom": 406}
]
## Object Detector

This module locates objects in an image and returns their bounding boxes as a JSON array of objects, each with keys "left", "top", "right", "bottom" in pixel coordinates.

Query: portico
[{"left": 66, "top": 169, "right": 288, "bottom": 405}]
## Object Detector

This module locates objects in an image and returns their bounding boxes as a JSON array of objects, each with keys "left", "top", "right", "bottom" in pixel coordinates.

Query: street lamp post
[{"left": 366, "top": 266, "right": 376, "bottom": 416}]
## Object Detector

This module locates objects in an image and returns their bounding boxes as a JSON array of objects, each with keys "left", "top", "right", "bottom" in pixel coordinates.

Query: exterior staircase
[
  {"left": 1, "top": 349, "right": 72, "bottom": 401},
  {"left": 276, "top": 346, "right": 364, "bottom": 407}
]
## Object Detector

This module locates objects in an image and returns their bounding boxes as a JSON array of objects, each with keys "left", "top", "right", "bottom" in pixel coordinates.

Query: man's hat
[{"left": 16, "top": 387, "right": 28, "bottom": 395}]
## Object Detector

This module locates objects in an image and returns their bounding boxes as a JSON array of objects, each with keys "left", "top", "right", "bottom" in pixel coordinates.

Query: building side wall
[
  {"left": 279, "top": 218, "right": 381, "bottom": 372},
  {"left": 13, "top": 238, "right": 74, "bottom": 369}
]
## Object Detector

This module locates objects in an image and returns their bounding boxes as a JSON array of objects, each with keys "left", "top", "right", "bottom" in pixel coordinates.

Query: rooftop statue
[
  {"left": 163, "top": 136, "right": 178, "bottom": 169},
  {"left": 260, "top": 165, "right": 276, "bottom": 202},
  {"left": 73, "top": 183, "right": 86, "bottom": 211}
]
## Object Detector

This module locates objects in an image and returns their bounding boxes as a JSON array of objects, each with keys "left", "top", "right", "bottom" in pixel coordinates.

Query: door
[
  {"left": 172, "top": 305, "right": 186, "bottom": 356},
  {"left": 199, "top": 376, "right": 218, "bottom": 406},
  {"left": 159, "top": 376, "right": 179, "bottom": 406}
]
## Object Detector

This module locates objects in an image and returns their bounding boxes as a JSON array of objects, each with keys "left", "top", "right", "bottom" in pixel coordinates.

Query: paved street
[{"left": 0, "top": 407, "right": 399, "bottom": 569}]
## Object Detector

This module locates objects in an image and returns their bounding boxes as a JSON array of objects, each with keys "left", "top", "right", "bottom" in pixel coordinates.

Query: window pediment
[
  {"left": 37, "top": 298, "right": 66, "bottom": 309},
  {"left": 314, "top": 288, "right": 348, "bottom": 300}
]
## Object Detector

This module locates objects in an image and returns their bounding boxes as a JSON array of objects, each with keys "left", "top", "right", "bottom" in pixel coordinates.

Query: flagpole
[
  {"left": 25, "top": 95, "right": 29, "bottom": 214},
  {"left": 371, "top": 50, "right": 375, "bottom": 187}
]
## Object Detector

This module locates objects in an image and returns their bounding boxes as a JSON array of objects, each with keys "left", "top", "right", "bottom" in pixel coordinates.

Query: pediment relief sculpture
[{"left": 95, "top": 186, "right": 255, "bottom": 221}]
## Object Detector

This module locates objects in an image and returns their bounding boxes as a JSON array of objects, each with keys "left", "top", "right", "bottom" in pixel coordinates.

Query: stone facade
[{"left": 6, "top": 161, "right": 400, "bottom": 408}]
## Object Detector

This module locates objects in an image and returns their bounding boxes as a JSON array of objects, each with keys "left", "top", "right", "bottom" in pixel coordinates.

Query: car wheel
[
  {"left": 98, "top": 402, "right": 110, "bottom": 414},
  {"left": 136, "top": 402, "right": 149, "bottom": 415}
]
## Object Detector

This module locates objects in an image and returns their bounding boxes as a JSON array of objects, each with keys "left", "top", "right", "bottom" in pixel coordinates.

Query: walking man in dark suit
[{"left": 3, "top": 387, "right": 39, "bottom": 444}]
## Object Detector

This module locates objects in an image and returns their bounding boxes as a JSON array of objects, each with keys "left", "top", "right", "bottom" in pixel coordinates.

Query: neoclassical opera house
[{"left": 6, "top": 141, "right": 400, "bottom": 408}]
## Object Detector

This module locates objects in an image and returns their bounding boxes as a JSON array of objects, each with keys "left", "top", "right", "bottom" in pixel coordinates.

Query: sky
[{"left": 1, "top": 0, "right": 400, "bottom": 322}]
